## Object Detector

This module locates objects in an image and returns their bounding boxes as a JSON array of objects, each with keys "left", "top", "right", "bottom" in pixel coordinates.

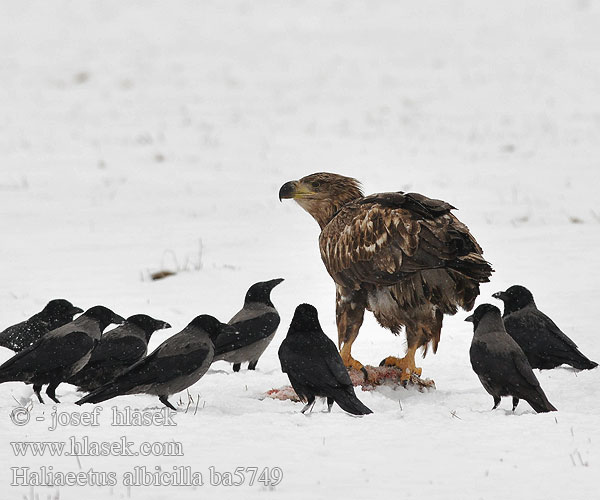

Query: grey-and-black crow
[
  {"left": 493, "top": 285, "right": 597, "bottom": 370},
  {"left": 0, "top": 299, "right": 83, "bottom": 352},
  {"left": 68, "top": 314, "right": 171, "bottom": 392},
  {"left": 213, "top": 278, "right": 283, "bottom": 372},
  {"left": 278, "top": 303, "right": 372, "bottom": 415},
  {"left": 0, "top": 305, "right": 124, "bottom": 403},
  {"left": 76, "top": 314, "right": 225, "bottom": 410},
  {"left": 466, "top": 303, "right": 557, "bottom": 413}
]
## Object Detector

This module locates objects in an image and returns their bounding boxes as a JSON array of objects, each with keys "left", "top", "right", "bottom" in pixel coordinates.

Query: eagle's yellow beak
[{"left": 278, "top": 180, "right": 315, "bottom": 201}]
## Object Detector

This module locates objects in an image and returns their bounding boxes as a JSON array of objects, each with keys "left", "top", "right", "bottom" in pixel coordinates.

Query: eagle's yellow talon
[
  {"left": 339, "top": 351, "right": 368, "bottom": 380},
  {"left": 380, "top": 349, "right": 423, "bottom": 381},
  {"left": 342, "top": 355, "right": 363, "bottom": 371},
  {"left": 346, "top": 358, "right": 364, "bottom": 372}
]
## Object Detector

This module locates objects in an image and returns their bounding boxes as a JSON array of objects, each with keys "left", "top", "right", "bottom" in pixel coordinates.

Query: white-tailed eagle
[{"left": 279, "top": 172, "right": 493, "bottom": 382}]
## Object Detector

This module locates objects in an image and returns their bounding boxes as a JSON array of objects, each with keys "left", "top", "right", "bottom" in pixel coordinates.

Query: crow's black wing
[
  {"left": 111, "top": 344, "right": 211, "bottom": 389},
  {"left": 77, "top": 343, "right": 212, "bottom": 405},
  {"left": 279, "top": 333, "right": 351, "bottom": 391},
  {"left": 214, "top": 313, "right": 280, "bottom": 355},
  {"left": 69, "top": 336, "right": 148, "bottom": 389},
  {"left": 321, "top": 337, "right": 353, "bottom": 387},
  {"left": 505, "top": 309, "right": 578, "bottom": 353},
  {"left": 0, "top": 319, "right": 47, "bottom": 351},
  {"left": 0, "top": 331, "right": 93, "bottom": 380},
  {"left": 530, "top": 309, "right": 578, "bottom": 349},
  {"left": 509, "top": 349, "right": 540, "bottom": 389},
  {"left": 88, "top": 336, "right": 146, "bottom": 365}
]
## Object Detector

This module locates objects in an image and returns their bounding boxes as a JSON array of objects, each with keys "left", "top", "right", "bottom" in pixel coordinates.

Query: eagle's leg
[
  {"left": 337, "top": 288, "right": 368, "bottom": 379},
  {"left": 380, "top": 344, "right": 422, "bottom": 382},
  {"left": 380, "top": 312, "right": 440, "bottom": 386},
  {"left": 340, "top": 340, "right": 366, "bottom": 377}
]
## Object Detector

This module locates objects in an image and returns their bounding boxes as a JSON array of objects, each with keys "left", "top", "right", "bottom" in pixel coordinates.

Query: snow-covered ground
[{"left": 1, "top": 1, "right": 599, "bottom": 498}]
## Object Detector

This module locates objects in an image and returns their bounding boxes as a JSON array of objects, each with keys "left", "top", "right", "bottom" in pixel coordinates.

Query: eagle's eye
[{"left": 311, "top": 181, "right": 321, "bottom": 189}]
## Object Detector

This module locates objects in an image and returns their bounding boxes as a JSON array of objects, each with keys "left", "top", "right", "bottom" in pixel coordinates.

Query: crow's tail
[
  {"left": 568, "top": 351, "right": 598, "bottom": 371},
  {"left": 75, "top": 382, "right": 101, "bottom": 393},
  {"left": 334, "top": 388, "right": 373, "bottom": 415},
  {"left": 75, "top": 382, "right": 123, "bottom": 406},
  {"left": 527, "top": 388, "right": 557, "bottom": 413}
]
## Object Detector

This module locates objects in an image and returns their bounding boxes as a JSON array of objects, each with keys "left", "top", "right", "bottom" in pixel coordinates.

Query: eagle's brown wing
[{"left": 320, "top": 191, "right": 491, "bottom": 301}]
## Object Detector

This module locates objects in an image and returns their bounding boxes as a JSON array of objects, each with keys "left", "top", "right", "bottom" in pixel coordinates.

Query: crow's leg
[
  {"left": 492, "top": 396, "right": 501, "bottom": 410},
  {"left": 248, "top": 360, "right": 258, "bottom": 370},
  {"left": 301, "top": 396, "right": 316, "bottom": 414},
  {"left": 232, "top": 363, "right": 241, "bottom": 372},
  {"left": 326, "top": 397, "right": 334, "bottom": 413},
  {"left": 512, "top": 397, "right": 519, "bottom": 412},
  {"left": 46, "top": 383, "right": 60, "bottom": 403},
  {"left": 33, "top": 384, "right": 45, "bottom": 404}
]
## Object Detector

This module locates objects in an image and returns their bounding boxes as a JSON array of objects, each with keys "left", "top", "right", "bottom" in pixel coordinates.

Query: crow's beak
[
  {"left": 492, "top": 291, "right": 506, "bottom": 300},
  {"left": 72, "top": 306, "right": 84, "bottom": 315},
  {"left": 267, "top": 278, "right": 285, "bottom": 289},
  {"left": 278, "top": 181, "right": 298, "bottom": 201},
  {"left": 112, "top": 314, "right": 126, "bottom": 325},
  {"left": 161, "top": 321, "right": 172, "bottom": 330},
  {"left": 464, "top": 314, "right": 474, "bottom": 323}
]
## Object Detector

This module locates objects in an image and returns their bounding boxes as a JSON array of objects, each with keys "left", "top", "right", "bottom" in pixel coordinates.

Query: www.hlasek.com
[
  {"left": 11, "top": 436, "right": 183, "bottom": 457},
  {"left": 11, "top": 466, "right": 284, "bottom": 487}
]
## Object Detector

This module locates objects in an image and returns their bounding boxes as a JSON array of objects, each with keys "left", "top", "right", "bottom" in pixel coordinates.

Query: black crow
[
  {"left": 68, "top": 314, "right": 171, "bottom": 392},
  {"left": 0, "top": 299, "right": 83, "bottom": 352},
  {"left": 493, "top": 285, "right": 597, "bottom": 370},
  {"left": 0, "top": 306, "right": 124, "bottom": 403},
  {"left": 278, "top": 303, "right": 372, "bottom": 415},
  {"left": 213, "top": 278, "right": 284, "bottom": 372},
  {"left": 466, "top": 304, "right": 557, "bottom": 413},
  {"left": 76, "top": 315, "right": 225, "bottom": 410}
]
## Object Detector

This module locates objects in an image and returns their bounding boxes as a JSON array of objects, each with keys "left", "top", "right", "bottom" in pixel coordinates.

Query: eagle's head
[{"left": 279, "top": 172, "right": 363, "bottom": 228}]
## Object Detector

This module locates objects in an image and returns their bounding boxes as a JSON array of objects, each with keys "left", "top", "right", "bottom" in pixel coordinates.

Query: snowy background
[{"left": 1, "top": 0, "right": 599, "bottom": 498}]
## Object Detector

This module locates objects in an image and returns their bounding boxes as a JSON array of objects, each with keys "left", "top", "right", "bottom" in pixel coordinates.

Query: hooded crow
[
  {"left": 76, "top": 315, "right": 225, "bottom": 410},
  {"left": 278, "top": 303, "right": 372, "bottom": 415},
  {"left": 213, "top": 278, "right": 284, "bottom": 372},
  {"left": 0, "top": 299, "right": 83, "bottom": 352},
  {"left": 68, "top": 314, "right": 171, "bottom": 392},
  {"left": 493, "top": 285, "right": 597, "bottom": 370},
  {"left": 0, "top": 305, "right": 124, "bottom": 403},
  {"left": 466, "top": 304, "right": 557, "bottom": 413}
]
